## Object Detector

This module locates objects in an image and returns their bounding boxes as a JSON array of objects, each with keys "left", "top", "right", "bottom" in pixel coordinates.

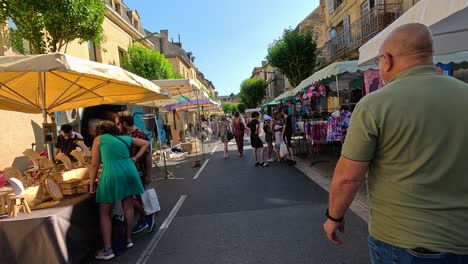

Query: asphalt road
[{"left": 98, "top": 139, "right": 370, "bottom": 264}]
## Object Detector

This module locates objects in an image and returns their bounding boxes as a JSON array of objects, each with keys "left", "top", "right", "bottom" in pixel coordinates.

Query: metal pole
[
  {"left": 336, "top": 75, "right": 343, "bottom": 146},
  {"left": 192, "top": 87, "right": 201, "bottom": 167},
  {"left": 153, "top": 113, "right": 168, "bottom": 179},
  {"left": 39, "top": 72, "right": 53, "bottom": 161},
  {"left": 336, "top": 75, "right": 340, "bottom": 110}
]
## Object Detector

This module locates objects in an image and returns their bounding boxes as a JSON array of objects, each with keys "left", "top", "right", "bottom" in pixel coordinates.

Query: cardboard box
[{"left": 181, "top": 141, "right": 201, "bottom": 154}]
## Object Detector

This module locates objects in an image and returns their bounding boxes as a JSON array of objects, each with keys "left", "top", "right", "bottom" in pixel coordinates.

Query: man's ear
[{"left": 382, "top": 53, "right": 393, "bottom": 72}]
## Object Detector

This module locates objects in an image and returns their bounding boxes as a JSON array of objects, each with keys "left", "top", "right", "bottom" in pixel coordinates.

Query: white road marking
[
  {"left": 193, "top": 159, "right": 209, "bottom": 180},
  {"left": 210, "top": 146, "right": 218, "bottom": 155},
  {"left": 136, "top": 195, "right": 187, "bottom": 264}
]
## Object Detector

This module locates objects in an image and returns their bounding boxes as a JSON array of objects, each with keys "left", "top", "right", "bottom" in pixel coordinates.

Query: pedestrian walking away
[
  {"left": 246, "top": 111, "right": 268, "bottom": 167},
  {"left": 263, "top": 114, "right": 275, "bottom": 162},
  {"left": 232, "top": 112, "right": 246, "bottom": 157},
  {"left": 218, "top": 115, "right": 231, "bottom": 158},
  {"left": 323, "top": 23, "right": 468, "bottom": 263}
]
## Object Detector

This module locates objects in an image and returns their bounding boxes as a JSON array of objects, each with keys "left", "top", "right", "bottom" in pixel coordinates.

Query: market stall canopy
[
  {"left": 138, "top": 78, "right": 204, "bottom": 107},
  {"left": 0, "top": 53, "right": 170, "bottom": 114},
  {"left": 359, "top": 0, "right": 468, "bottom": 66},
  {"left": 434, "top": 51, "right": 468, "bottom": 68},
  {"left": 274, "top": 90, "right": 295, "bottom": 101},
  {"left": 292, "top": 61, "right": 378, "bottom": 93},
  {"left": 165, "top": 99, "right": 219, "bottom": 111},
  {"left": 188, "top": 106, "right": 223, "bottom": 114},
  {"left": 261, "top": 100, "right": 278, "bottom": 107},
  {"left": 245, "top": 108, "right": 261, "bottom": 113}
]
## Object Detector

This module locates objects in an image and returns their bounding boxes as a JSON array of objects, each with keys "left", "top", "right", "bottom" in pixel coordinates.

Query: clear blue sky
[{"left": 127, "top": 0, "right": 319, "bottom": 96}]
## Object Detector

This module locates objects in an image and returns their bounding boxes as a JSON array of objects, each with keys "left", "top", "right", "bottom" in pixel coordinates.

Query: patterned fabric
[
  {"left": 327, "top": 110, "right": 352, "bottom": 143},
  {"left": 129, "top": 128, "right": 149, "bottom": 177},
  {"left": 313, "top": 121, "right": 328, "bottom": 144},
  {"left": 218, "top": 120, "right": 230, "bottom": 143}
]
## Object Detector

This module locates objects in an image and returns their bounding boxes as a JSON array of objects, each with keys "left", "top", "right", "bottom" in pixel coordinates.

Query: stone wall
[{"left": 297, "top": 5, "right": 328, "bottom": 48}]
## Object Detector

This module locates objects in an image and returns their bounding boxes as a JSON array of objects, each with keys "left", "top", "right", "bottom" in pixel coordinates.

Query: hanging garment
[{"left": 327, "top": 110, "right": 352, "bottom": 143}]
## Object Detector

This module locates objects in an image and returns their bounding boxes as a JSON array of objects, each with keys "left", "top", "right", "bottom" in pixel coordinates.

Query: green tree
[
  {"left": 221, "top": 102, "right": 238, "bottom": 115},
  {"left": 239, "top": 78, "right": 266, "bottom": 108},
  {"left": 266, "top": 28, "right": 318, "bottom": 87},
  {"left": 122, "top": 44, "right": 175, "bottom": 80},
  {"left": 0, "top": 0, "right": 105, "bottom": 54},
  {"left": 236, "top": 103, "right": 246, "bottom": 114}
]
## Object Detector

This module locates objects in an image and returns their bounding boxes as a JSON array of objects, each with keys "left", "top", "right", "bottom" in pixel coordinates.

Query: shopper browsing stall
[
  {"left": 115, "top": 111, "right": 156, "bottom": 234},
  {"left": 89, "top": 121, "right": 149, "bottom": 260}
]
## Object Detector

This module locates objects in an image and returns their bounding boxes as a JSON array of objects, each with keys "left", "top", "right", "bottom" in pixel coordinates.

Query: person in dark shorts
[
  {"left": 281, "top": 109, "right": 296, "bottom": 165},
  {"left": 246, "top": 111, "right": 268, "bottom": 167},
  {"left": 263, "top": 114, "right": 275, "bottom": 162}
]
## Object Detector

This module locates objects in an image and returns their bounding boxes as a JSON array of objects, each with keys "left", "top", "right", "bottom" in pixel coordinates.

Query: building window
[
  {"left": 114, "top": 2, "right": 121, "bottom": 15},
  {"left": 133, "top": 19, "right": 139, "bottom": 30},
  {"left": 87, "top": 41, "right": 97, "bottom": 62},
  {"left": 118, "top": 47, "right": 125, "bottom": 66}
]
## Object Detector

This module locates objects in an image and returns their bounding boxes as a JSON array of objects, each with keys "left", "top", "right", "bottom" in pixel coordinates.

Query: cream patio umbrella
[
  {"left": 0, "top": 53, "right": 170, "bottom": 114},
  {"left": 0, "top": 53, "right": 170, "bottom": 159}
]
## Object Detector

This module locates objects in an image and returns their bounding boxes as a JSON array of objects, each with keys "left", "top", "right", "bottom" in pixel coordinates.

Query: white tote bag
[
  {"left": 279, "top": 142, "right": 289, "bottom": 158},
  {"left": 141, "top": 188, "right": 161, "bottom": 215}
]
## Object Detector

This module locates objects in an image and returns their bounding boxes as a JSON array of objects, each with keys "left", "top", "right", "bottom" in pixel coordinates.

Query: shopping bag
[
  {"left": 141, "top": 188, "right": 161, "bottom": 215},
  {"left": 279, "top": 142, "right": 288, "bottom": 158},
  {"left": 227, "top": 131, "right": 234, "bottom": 141}
]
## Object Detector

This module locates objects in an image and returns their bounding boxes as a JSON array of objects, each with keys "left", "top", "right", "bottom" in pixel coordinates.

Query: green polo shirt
[{"left": 342, "top": 65, "right": 468, "bottom": 254}]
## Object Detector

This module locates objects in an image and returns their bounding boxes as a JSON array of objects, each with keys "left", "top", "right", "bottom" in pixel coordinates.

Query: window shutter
[
  {"left": 343, "top": 15, "right": 350, "bottom": 30},
  {"left": 361, "top": 1, "right": 370, "bottom": 15},
  {"left": 328, "top": 0, "right": 335, "bottom": 14}
]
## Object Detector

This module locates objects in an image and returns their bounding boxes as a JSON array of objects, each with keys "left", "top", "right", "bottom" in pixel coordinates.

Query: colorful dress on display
[{"left": 327, "top": 110, "right": 352, "bottom": 143}]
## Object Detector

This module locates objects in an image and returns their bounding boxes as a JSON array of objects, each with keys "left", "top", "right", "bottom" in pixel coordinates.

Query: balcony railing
[{"left": 319, "top": 1, "right": 403, "bottom": 66}]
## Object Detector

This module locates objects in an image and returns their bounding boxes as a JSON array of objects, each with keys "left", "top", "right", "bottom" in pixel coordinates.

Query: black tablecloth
[{"left": 0, "top": 194, "right": 100, "bottom": 264}]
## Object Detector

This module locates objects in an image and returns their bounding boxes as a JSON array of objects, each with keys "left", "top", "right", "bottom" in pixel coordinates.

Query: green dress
[{"left": 96, "top": 134, "right": 144, "bottom": 203}]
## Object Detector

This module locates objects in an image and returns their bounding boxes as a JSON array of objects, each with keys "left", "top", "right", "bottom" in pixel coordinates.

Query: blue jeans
[{"left": 368, "top": 235, "right": 468, "bottom": 264}]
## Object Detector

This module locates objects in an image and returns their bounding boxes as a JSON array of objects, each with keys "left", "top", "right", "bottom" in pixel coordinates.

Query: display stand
[
  {"left": 192, "top": 90, "right": 205, "bottom": 168},
  {"left": 141, "top": 113, "right": 182, "bottom": 180}
]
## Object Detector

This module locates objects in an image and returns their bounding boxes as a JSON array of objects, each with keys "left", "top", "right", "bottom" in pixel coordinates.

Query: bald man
[{"left": 324, "top": 23, "right": 468, "bottom": 263}]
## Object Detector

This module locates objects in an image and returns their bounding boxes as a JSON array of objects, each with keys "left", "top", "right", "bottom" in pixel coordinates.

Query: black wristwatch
[{"left": 325, "top": 209, "right": 344, "bottom": 223}]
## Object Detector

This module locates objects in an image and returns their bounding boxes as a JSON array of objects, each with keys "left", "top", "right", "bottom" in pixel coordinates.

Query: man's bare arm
[{"left": 328, "top": 156, "right": 369, "bottom": 219}]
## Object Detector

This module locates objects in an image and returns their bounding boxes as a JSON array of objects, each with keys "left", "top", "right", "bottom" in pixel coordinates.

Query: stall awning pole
[{"left": 336, "top": 75, "right": 340, "bottom": 111}]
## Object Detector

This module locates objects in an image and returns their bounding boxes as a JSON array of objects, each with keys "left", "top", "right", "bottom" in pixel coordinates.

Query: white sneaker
[{"left": 267, "top": 158, "right": 275, "bottom": 162}]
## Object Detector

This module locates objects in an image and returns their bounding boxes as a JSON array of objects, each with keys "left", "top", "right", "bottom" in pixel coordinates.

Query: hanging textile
[
  {"left": 327, "top": 110, "right": 352, "bottom": 143},
  {"left": 436, "top": 63, "right": 453, "bottom": 76},
  {"left": 364, "top": 69, "right": 383, "bottom": 95},
  {"left": 318, "top": 84, "right": 327, "bottom": 97},
  {"left": 313, "top": 121, "right": 328, "bottom": 144}
]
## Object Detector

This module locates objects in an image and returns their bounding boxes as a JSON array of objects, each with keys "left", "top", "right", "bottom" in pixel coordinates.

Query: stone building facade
[{"left": 251, "top": 61, "right": 291, "bottom": 103}]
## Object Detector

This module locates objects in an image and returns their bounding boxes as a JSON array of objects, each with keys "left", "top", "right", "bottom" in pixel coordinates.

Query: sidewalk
[{"left": 294, "top": 155, "right": 369, "bottom": 223}]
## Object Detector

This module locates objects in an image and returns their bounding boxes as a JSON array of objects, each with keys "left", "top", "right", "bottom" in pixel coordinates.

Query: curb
[{"left": 295, "top": 158, "right": 369, "bottom": 223}]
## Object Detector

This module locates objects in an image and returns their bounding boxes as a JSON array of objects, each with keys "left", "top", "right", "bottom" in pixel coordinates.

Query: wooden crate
[{"left": 62, "top": 188, "right": 77, "bottom": 195}]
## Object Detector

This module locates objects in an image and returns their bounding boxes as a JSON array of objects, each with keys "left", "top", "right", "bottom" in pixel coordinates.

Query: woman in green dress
[{"left": 89, "top": 121, "right": 149, "bottom": 260}]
